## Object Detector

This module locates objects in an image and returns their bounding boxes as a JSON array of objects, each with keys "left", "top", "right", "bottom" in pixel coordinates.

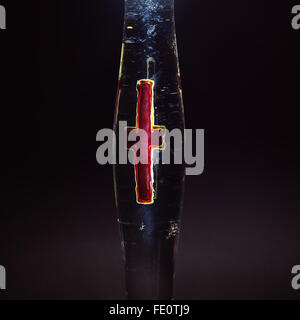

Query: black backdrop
[{"left": 0, "top": 0, "right": 300, "bottom": 299}]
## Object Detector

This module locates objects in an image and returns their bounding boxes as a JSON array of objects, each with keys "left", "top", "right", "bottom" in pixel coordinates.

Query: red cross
[{"left": 127, "top": 80, "right": 165, "bottom": 205}]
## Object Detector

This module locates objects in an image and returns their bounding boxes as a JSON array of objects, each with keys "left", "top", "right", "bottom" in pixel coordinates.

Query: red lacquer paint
[{"left": 127, "top": 80, "right": 165, "bottom": 204}]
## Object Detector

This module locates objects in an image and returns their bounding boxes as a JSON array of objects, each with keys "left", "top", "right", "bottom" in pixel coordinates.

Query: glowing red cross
[{"left": 127, "top": 80, "right": 165, "bottom": 205}]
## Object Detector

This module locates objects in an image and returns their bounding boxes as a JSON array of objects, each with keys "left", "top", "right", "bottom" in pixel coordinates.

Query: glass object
[{"left": 113, "top": 0, "right": 185, "bottom": 300}]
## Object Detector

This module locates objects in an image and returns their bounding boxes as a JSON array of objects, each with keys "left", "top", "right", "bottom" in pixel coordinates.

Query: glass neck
[
  {"left": 124, "top": 0, "right": 175, "bottom": 27},
  {"left": 124, "top": 0, "right": 174, "bottom": 11},
  {"left": 123, "top": 0, "right": 176, "bottom": 47}
]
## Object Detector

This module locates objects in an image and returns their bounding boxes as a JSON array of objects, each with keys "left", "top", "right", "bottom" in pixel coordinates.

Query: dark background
[{"left": 0, "top": 0, "right": 300, "bottom": 299}]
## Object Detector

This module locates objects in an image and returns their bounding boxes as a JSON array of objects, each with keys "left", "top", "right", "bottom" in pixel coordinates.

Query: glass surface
[{"left": 113, "top": 0, "right": 185, "bottom": 300}]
